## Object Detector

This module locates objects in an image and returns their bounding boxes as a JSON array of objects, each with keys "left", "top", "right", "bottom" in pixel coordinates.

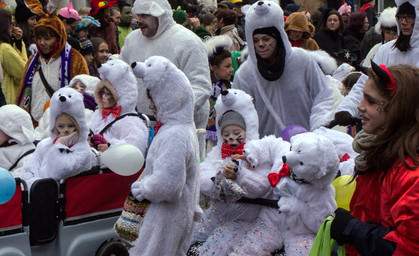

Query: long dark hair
[
  {"left": 0, "top": 9, "right": 12, "bottom": 43},
  {"left": 363, "top": 65, "right": 419, "bottom": 171}
]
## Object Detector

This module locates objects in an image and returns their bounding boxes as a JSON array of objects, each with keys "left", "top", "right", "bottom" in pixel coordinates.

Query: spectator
[
  {"left": 314, "top": 9, "right": 346, "bottom": 64},
  {"left": 14, "top": 0, "right": 39, "bottom": 57},
  {"left": 360, "top": 0, "right": 377, "bottom": 29},
  {"left": 89, "top": 37, "right": 109, "bottom": 78},
  {"left": 58, "top": 2, "right": 82, "bottom": 51},
  {"left": 116, "top": 2, "right": 133, "bottom": 48},
  {"left": 215, "top": 9, "right": 246, "bottom": 51},
  {"left": 343, "top": 11, "right": 369, "bottom": 65}
]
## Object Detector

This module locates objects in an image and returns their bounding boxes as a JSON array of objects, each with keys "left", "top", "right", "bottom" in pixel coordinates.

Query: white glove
[{"left": 131, "top": 181, "right": 145, "bottom": 201}]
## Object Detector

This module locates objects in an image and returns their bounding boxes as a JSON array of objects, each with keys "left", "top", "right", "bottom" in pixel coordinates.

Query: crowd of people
[{"left": 0, "top": 0, "right": 418, "bottom": 255}]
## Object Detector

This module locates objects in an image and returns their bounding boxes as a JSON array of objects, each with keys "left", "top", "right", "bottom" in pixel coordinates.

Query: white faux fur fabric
[
  {"left": 20, "top": 88, "right": 92, "bottom": 189},
  {"left": 130, "top": 56, "right": 200, "bottom": 255}
]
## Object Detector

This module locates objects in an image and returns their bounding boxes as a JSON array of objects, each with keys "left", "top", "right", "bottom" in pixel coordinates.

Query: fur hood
[
  {"left": 395, "top": 0, "right": 419, "bottom": 48},
  {"left": 375, "top": 7, "right": 397, "bottom": 34},
  {"left": 244, "top": 1, "right": 292, "bottom": 66},
  {"left": 284, "top": 11, "right": 314, "bottom": 36},
  {"left": 132, "top": 56, "right": 194, "bottom": 125},
  {"left": 69, "top": 74, "right": 100, "bottom": 96},
  {"left": 0, "top": 104, "right": 35, "bottom": 145},
  {"left": 49, "top": 87, "right": 88, "bottom": 142},
  {"left": 214, "top": 89, "right": 259, "bottom": 145},
  {"left": 94, "top": 59, "right": 138, "bottom": 114},
  {"left": 24, "top": 0, "right": 68, "bottom": 59},
  {"left": 131, "top": 0, "right": 175, "bottom": 39}
]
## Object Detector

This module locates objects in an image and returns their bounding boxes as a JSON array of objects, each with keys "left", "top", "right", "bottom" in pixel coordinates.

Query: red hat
[{"left": 89, "top": 0, "right": 117, "bottom": 17}]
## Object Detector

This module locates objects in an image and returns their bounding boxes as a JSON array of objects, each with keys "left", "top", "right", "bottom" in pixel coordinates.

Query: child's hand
[
  {"left": 232, "top": 154, "right": 251, "bottom": 169},
  {"left": 56, "top": 132, "right": 78, "bottom": 147},
  {"left": 223, "top": 165, "right": 237, "bottom": 180},
  {"left": 97, "top": 143, "right": 109, "bottom": 152}
]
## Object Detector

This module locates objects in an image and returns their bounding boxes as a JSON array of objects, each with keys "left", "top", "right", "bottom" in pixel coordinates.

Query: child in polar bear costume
[
  {"left": 88, "top": 59, "right": 148, "bottom": 156},
  {"left": 129, "top": 56, "right": 201, "bottom": 255},
  {"left": 34, "top": 74, "right": 100, "bottom": 140},
  {"left": 20, "top": 88, "right": 92, "bottom": 189},
  {"left": 231, "top": 132, "right": 339, "bottom": 255},
  {"left": 0, "top": 105, "right": 36, "bottom": 177},
  {"left": 190, "top": 89, "right": 289, "bottom": 255}
]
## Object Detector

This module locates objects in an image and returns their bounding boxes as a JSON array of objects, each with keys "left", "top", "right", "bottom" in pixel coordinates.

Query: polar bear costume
[
  {"left": 88, "top": 59, "right": 148, "bottom": 156},
  {"left": 20, "top": 88, "right": 92, "bottom": 189},
  {"left": 34, "top": 74, "right": 100, "bottom": 140},
  {"left": 120, "top": 0, "right": 211, "bottom": 159},
  {"left": 0, "top": 104, "right": 36, "bottom": 177},
  {"left": 233, "top": 1, "right": 334, "bottom": 137},
  {"left": 130, "top": 56, "right": 201, "bottom": 255},
  {"left": 192, "top": 89, "right": 289, "bottom": 255}
]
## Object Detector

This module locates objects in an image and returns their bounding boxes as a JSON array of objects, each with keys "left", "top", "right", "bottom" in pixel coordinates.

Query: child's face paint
[
  {"left": 222, "top": 124, "right": 246, "bottom": 148},
  {"left": 101, "top": 87, "right": 116, "bottom": 109}
]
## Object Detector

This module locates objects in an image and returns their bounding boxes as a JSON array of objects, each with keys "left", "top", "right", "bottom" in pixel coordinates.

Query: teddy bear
[
  {"left": 272, "top": 132, "right": 339, "bottom": 255},
  {"left": 229, "top": 132, "right": 339, "bottom": 255}
]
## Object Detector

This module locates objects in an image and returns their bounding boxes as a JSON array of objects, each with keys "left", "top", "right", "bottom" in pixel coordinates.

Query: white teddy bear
[
  {"left": 229, "top": 132, "right": 339, "bottom": 255},
  {"left": 273, "top": 132, "right": 339, "bottom": 255}
]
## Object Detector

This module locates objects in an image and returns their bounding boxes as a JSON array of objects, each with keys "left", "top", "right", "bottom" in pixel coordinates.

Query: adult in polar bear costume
[
  {"left": 120, "top": 0, "right": 211, "bottom": 159},
  {"left": 130, "top": 56, "right": 201, "bottom": 255},
  {"left": 88, "top": 59, "right": 148, "bottom": 156},
  {"left": 20, "top": 88, "right": 92, "bottom": 189},
  {"left": 233, "top": 0, "right": 334, "bottom": 137}
]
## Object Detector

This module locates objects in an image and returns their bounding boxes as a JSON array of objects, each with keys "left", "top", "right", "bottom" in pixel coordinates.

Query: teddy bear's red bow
[{"left": 268, "top": 164, "right": 290, "bottom": 188}]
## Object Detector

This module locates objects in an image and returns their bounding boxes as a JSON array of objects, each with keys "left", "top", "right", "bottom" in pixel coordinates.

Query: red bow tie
[
  {"left": 221, "top": 142, "right": 245, "bottom": 159},
  {"left": 268, "top": 164, "right": 290, "bottom": 188},
  {"left": 339, "top": 153, "right": 350, "bottom": 163},
  {"left": 102, "top": 105, "right": 122, "bottom": 119}
]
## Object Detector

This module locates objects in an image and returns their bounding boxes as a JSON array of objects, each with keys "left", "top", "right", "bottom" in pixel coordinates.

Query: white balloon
[{"left": 101, "top": 144, "right": 144, "bottom": 176}]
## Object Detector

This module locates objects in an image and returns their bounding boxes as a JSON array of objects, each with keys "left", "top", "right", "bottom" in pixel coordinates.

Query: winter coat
[
  {"left": 129, "top": 56, "right": 200, "bottom": 256},
  {"left": 346, "top": 158, "right": 419, "bottom": 255},
  {"left": 120, "top": 0, "right": 211, "bottom": 159},
  {"left": 314, "top": 30, "right": 346, "bottom": 60},
  {"left": 0, "top": 42, "right": 27, "bottom": 104},
  {"left": 343, "top": 28, "right": 365, "bottom": 65},
  {"left": 20, "top": 88, "right": 92, "bottom": 190},
  {"left": 336, "top": 0, "right": 419, "bottom": 117},
  {"left": 233, "top": 1, "right": 334, "bottom": 138},
  {"left": 0, "top": 104, "right": 35, "bottom": 177}
]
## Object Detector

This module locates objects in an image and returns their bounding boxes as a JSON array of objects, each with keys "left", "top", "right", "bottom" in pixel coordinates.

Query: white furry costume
[
  {"left": 34, "top": 74, "right": 100, "bottom": 140},
  {"left": 20, "top": 88, "right": 92, "bottom": 189},
  {"left": 120, "top": 0, "right": 211, "bottom": 159},
  {"left": 0, "top": 104, "right": 36, "bottom": 177},
  {"left": 233, "top": 1, "right": 334, "bottom": 138},
  {"left": 231, "top": 133, "right": 338, "bottom": 255},
  {"left": 193, "top": 89, "right": 287, "bottom": 255},
  {"left": 88, "top": 59, "right": 148, "bottom": 156},
  {"left": 130, "top": 56, "right": 201, "bottom": 255},
  {"left": 336, "top": 0, "right": 419, "bottom": 117}
]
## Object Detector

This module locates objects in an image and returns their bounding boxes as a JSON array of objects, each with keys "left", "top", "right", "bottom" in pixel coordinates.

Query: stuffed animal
[{"left": 272, "top": 132, "right": 339, "bottom": 255}]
